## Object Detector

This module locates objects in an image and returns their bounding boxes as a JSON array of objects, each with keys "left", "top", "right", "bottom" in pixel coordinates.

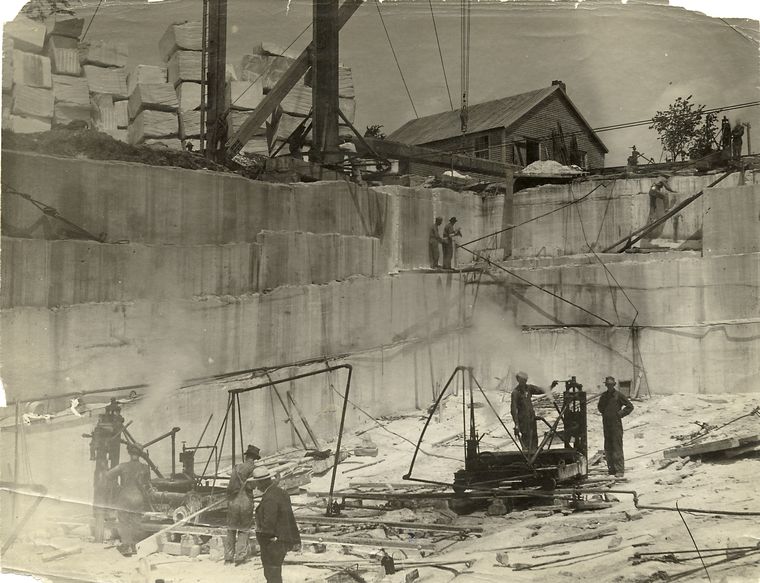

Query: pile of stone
[{"left": 2, "top": 14, "right": 131, "bottom": 141}]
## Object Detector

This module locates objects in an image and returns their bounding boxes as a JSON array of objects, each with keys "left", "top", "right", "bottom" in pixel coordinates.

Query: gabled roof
[{"left": 388, "top": 85, "right": 608, "bottom": 153}]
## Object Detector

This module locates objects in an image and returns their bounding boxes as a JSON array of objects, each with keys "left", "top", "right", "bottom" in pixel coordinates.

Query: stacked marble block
[
  {"left": 2, "top": 14, "right": 130, "bottom": 139},
  {"left": 237, "top": 42, "right": 356, "bottom": 155}
]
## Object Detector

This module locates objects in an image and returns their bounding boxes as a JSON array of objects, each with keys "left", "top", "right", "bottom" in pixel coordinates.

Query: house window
[
  {"left": 513, "top": 138, "right": 539, "bottom": 166},
  {"left": 473, "top": 135, "right": 489, "bottom": 159}
]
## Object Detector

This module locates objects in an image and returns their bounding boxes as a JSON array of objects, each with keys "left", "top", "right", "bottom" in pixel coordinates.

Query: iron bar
[{"left": 326, "top": 365, "right": 352, "bottom": 515}]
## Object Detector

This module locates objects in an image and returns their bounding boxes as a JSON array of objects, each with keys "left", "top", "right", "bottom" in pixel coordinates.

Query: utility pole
[
  {"left": 744, "top": 122, "right": 752, "bottom": 155},
  {"left": 311, "top": 0, "right": 342, "bottom": 165},
  {"left": 205, "top": 0, "right": 228, "bottom": 162}
]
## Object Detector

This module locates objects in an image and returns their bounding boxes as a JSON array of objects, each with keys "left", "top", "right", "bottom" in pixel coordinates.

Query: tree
[
  {"left": 688, "top": 111, "right": 718, "bottom": 159},
  {"left": 649, "top": 96, "right": 710, "bottom": 162},
  {"left": 20, "top": 0, "right": 74, "bottom": 21},
  {"left": 364, "top": 124, "right": 386, "bottom": 140}
]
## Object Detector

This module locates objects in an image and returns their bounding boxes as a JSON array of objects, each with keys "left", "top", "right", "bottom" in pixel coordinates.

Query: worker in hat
[
  {"left": 253, "top": 466, "right": 301, "bottom": 583},
  {"left": 731, "top": 122, "right": 745, "bottom": 159},
  {"left": 104, "top": 444, "right": 151, "bottom": 556},
  {"left": 510, "top": 372, "right": 557, "bottom": 455},
  {"left": 224, "top": 444, "right": 261, "bottom": 564},
  {"left": 645, "top": 176, "right": 677, "bottom": 240},
  {"left": 442, "top": 217, "right": 462, "bottom": 270},
  {"left": 598, "top": 376, "right": 634, "bottom": 477},
  {"left": 429, "top": 216, "right": 444, "bottom": 268}
]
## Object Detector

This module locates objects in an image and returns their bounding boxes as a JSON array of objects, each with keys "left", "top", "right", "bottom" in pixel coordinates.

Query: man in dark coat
[
  {"left": 597, "top": 376, "right": 634, "bottom": 477},
  {"left": 731, "top": 123, "right": 745, "bottom": 159},
  {"left": 510, "top": 372, "right": 554, "bottom": 454},
  {"left": 253, "top": 467, "right": 301, "bottom": 583},
  {"left": 442, "top": 217, "right": 461, "bottom": 270},
  {"left": 225, "top": 444, "right": 261, "bottom": 564},
  {"left": 429, "top": 216, "right": 444, "bottom": 268},
  {"left": 104, "top": 444, "right": 151, "bottom": 556}
]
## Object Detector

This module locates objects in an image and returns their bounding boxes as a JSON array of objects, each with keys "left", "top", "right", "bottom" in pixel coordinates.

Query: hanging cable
[
  {"left": 428, "top": 0, "right": 454, "bottom": 110},
  {"left": 375, "top": 0, "right": 419, "bottom": 118},
  {"left": 459, "top": 0, "right": 471, "bottom": 133},
  {"left": 81, "top": 0, "right": 106, "bottom": 41}
]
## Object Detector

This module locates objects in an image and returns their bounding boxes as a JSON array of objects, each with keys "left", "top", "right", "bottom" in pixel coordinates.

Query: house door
[{"left": 525, "top": 139, "right": 540, "bottom": 164}]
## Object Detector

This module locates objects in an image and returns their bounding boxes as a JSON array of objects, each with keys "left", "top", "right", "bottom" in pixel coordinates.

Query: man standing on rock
[
  {"left": 598, "top": 376, "right": 634, "bottom": 477},
  {"left": 225, "top": 444, "right": 261, "bottom": 564},
  {"left": 429, "top": 216, "right": 444, "bottom": 268},
  {"left": 442, "top": 217, "right": 461, "bottom": 270},
  {"left": 510, "top": 372, "right": 555, "bottom": 455},
  {"left": 253, "top": 466, "right": 301, "bottom": 583}
]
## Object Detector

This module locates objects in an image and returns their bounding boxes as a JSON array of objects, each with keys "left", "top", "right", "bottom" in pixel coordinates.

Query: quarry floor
[{"left": 3, "top": 391, "right": 760, "bottom": 583}]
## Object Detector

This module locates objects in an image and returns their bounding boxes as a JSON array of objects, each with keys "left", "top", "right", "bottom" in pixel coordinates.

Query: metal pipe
[
  {"left": 229, "top": 364, "right": 353, "bottom": 395},
  {"left": 635, "top": 546, "right": 760, "bottom": 557},
  {"left": 143, "top": 427, "right": 181, "bottom": 449},
  {"left": 5, "top": 384, "right": 147, "bottom": 406}
]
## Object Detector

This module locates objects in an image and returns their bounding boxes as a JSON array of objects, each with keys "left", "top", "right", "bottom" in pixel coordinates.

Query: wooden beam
[
  {"left": 226, "top": 0, "right": 364, "bottom": 156},
  {"left": 356, "top": 137, "right": 518, "bottom": 178}
]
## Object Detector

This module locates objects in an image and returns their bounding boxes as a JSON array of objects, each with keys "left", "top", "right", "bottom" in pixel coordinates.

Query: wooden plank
[
  {"left": 357, "top": 137, "right": 518, "bottom": 177},
  {"left": 296, "top": 515, "right": 483, "bottom": 534},
  {"left": 128, "top": 83, "right": 179, "bottom": 119},
  {"left": 5, "top": 16, "right": 46, "bottom": 54},
  {"left": 723, "top": 442, "right": 760, "bottom": 459},
  {"left": 13, "top": 50, "right": 52, "bottom": 88},
  {"left": 158, "top": 21, "right": 203, "bottom": 62},
  {"left": 12, "top": 85, "right": 54, "bottom": 118},
  {"left": 127, "top": 65, "right": 167, "bottom": 95},
  {"left": 167, "top": 51, "right": 202, "bottom": 86},
  {"left": 84, "top": 65, "right": 127, "bottom": 98},
  {"left": 663, "top": 437, "right": 742, "bottom": 459},
  {"left": 80, "top": 41, "right": 128, "bottom": 68},
  {"left": 52, "top": 75, "right": 89, "bottom": 105},
  {"left": 226, "top": 0, "right": 364, "bottom": 154}
]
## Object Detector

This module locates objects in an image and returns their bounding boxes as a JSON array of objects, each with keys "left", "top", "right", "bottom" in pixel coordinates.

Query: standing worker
[
  {"left": 253, "top": 467, "right": 301, "bottom": 583},
  {"left": 429, "top": 216, "right": 444, "bottom": 268},
  {"left": 731, "top": 122, "right": 745, "bottom": 159},
  {"left": 510, "top": 372, "right": 556, "bottom": 454},
  {"left": 442, "top": 217, "right": 461, "bottom": 270},
  {"left": 645, "top": 177, "right": 677, "bottom": 240},
  {"left": 225, "top": 444, "right": 261, "bottom": 565},
  {"left": 720, "top": 116, "right": 732, "bottom": 152},
  {"left": 598, "top": 376, "right": 634, "bottom": 478},
  {"left": 104, "top": 444, "right": 151, "bottom": 556}
]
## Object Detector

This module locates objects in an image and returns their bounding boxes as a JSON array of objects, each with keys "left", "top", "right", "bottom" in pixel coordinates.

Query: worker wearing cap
[
  {"left": 225, "top": 444, "right": 261, "bottom": 564},
  {"left": 645, "top": 177, "right": 677, "bottom": 240},
  {"left": 598, "top": 376, "right": 634, "bottom": 477},
  {"left": 510, "top": 372, "right": 555, "bottom": 455},
  {"left": 253, "top": 466, "right": 301, "bottom": 583},
  {"left": 442, "top": 217, "right": 461, "bottom": 270},
  {"left": 429, "top": 216, "right": 444, "bottom": 268},
  {"left": 104, "top": 444, "right": 151, "bottom": 556}
]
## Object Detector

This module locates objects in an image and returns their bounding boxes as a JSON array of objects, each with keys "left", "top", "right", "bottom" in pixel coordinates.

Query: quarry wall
[{"left": 511, "top": 173, "right": 754, "bottom": 258}]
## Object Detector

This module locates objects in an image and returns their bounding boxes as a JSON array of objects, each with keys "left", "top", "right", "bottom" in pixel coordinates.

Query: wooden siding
[{"left": 407, "top": 92, "right": 605, "bottom": 178}]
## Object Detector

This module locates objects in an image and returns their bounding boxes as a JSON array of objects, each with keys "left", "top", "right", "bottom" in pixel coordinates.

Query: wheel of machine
[
  {"left": 540, "top": 476, "right": 557, "bottom": 490},
  {"left": 172, "top": 505, "right": 189, "bottom": 523}
]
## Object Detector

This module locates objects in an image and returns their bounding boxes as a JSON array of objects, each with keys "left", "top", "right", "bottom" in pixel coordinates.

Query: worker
[
  {"left": 627, "top": 145, "right": 640, "bottom": 168},
  {"left": 645, "top": 176, "right": 677, "bottom": 240},
  {"left": 225, "top": 444, "right": 261, "bottom": 565},
  {"left": 731, "top": 123, "right": 745, "bottom": 159},
  {"left": 253, "top": 466, "right": 301, "bottom": 583},
  {"left": 104, "top": 444, "right": 151, "bottom": 556},
  {"left": 510, "top": 372, "right": 556, "bottom": 454},
  {"left": 720, "top": 116, "right": 732, "bottom": 152},
  {"left": 429, "top": 217, "right": 444, "bottom": 268},
  {"left": 597, "top": 376, "right": 634, "bottom": 478},
  {"left": 442, "top": 217, "right": 461, "bottom": 270}
]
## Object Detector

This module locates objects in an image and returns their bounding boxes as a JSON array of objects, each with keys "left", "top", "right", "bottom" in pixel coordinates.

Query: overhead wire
[
  {"left": 427, "top": 0, "right": 454, "bottom": 111},
  {"left": 375, "top": 0, "right": 419, "bottom": 119}
]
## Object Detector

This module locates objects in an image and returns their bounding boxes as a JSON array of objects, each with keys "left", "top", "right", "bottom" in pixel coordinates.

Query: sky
[{"left": 2, "top": 0, "right": 759, "bottom": 165}]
